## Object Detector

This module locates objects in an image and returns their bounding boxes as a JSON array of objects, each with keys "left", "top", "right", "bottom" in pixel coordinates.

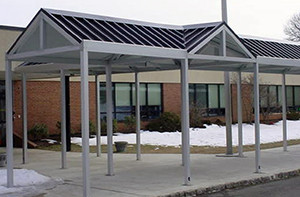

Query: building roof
[
  {"left": 0, "top": 25, "right": 25, "bottom": 31},
  {"left": 42, "top": 8, "right": 223, "bottom": 52},
  {"left": 241, "top": 37, "right": 300, "bottom": 59}
]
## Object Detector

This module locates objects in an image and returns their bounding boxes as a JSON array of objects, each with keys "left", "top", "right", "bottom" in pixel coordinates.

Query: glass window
[
  {"left": 148, "top": 84, "right": 161, "bottom": 106},
  {"left": 219, "top": 85, "right": 225, "bottom": 108},
  {"left": 196, "top": 84, "right": 207, "bottom": 108},
  {"left": 100, "top": 83, "right": 107, "bottom": 113},
  {"left": 278, "top": 86, "right": 282, "bottom": 105},
  {"left": 260, "top": 86, "right": 268, "bottom": 108},
  {"left": 287, "top": 86, "right": 294, "bottom": 107},
  {"left": 269, "top": 86, "right": 277, "bottom": 107},
  {"left": 189, "top": 84, "right": 195, "bottom": 105},
  {"left": 208, "top": 85, "right": 218, "bottom": 108},
  {"left": 132, "top": 84, "right": 146, "bottom": 106},
  {"left": 100, "top": 82, "right": 162, "bottom": 121},
  {"left": 115, "top": 83, "right": 131, "bottom": 107},
  {"left": 294, "top": 87, "right": 300, "bottom": 106}
]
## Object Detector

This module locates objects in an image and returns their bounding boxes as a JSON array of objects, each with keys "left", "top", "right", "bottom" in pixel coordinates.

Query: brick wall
[
  {"left": 162, "top": 83, "right": 181, "bottom": 114},
  {"left": 12, "top": 81, "right": 284, "bottom": 136},
  {"left": 13, "top": 81, "right": 97, "bottom": 135}
]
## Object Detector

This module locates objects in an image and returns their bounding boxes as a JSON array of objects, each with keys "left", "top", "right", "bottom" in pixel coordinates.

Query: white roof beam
[{"left": 84, "top": 40, "right": 187, "bottom": 59}]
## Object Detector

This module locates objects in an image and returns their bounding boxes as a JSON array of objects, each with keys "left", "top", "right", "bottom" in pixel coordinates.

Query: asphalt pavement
[{"left": 202, "top": 176, "right": 300, "bottom": 197}]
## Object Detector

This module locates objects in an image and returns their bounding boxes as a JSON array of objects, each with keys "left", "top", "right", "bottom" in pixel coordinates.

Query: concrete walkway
[{"left": 4, "top": 145, "right": 300, "bottom": 197}]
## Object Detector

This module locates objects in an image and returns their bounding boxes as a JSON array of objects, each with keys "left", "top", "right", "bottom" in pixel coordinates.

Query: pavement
[
  {"left": 203, "top": 176, "right": 300, "bottom": 197},
  {"left": 2, "top": 145, "right": 300, "bottom": 197}
]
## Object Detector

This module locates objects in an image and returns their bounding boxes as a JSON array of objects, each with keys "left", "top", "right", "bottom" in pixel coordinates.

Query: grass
[{"left": 37, "top": 139, "right": 300, "bottom": 154}]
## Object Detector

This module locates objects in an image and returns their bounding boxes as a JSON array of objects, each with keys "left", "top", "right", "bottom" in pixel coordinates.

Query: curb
[{"left": 159, "top": 169, "right": 300, "bottom": 197}]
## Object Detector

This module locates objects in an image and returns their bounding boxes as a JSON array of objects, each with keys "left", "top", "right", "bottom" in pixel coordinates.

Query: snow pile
[
  {"left": 0, "top": 169, "right": 52, "bottom": 195},
  {"left": 71, "top": 120, "right": 300, "bottom": 147}
]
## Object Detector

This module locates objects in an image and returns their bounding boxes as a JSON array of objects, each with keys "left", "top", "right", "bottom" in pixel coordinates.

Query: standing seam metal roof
[
  {"left": 241, "top": 38, "right": 300, "bottom": 59},
  {"left": 42, "top": 9, "right": 223, "bottom": 52},
  {"left": 9, "top": 8, "right": 300, "bottom": 61}
]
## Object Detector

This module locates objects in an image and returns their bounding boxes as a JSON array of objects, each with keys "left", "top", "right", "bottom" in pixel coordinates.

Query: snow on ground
[
  {"left": 0, "top": 169, "right": 55, "bottom": 195},
  {"left": 71, "top": 120, "right": 300, "bottom": 147},
  {"left": 41, "top": 139, "right": 58, "bottom": 144}
]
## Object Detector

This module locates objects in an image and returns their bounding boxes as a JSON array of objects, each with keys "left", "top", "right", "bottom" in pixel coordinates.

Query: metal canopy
[
  {"left": 8, "top": 8, "right": 260, "bottom": 77},
  {"left": 4, "top": 7, "right": 300, "bottom": 197}
]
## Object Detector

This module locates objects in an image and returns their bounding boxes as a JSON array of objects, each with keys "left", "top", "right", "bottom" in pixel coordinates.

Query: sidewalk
[{"left": 5, "top": 145, "right": 300, "bottom": 196}]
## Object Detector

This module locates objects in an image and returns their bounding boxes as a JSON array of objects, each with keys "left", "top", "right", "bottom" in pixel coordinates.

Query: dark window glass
[
  {"left": 287, "top": 86, "right": 294, "bottom": 107},
  {"left": 196, "top": 84, "right": 207, "bottom": 108},
  {"left": 100, "top": 82, "right": 161, "bottom": 121},
  {"left": 190, "top": 83, "right": 225, "bottom": 117},
  {"left": 294, "top": 87, "right": 300, "bottom": 106}
]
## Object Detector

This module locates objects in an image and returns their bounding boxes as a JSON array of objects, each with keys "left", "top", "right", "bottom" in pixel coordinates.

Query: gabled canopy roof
[
  {"left": 9, "top": 8, "right": 225, "bottom": 53},
  {"left": 7, "top": 8, "right": 300, "bottom": 77}
]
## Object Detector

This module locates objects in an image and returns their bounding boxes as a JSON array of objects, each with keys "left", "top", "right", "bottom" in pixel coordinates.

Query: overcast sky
[{"left": 1, "top": 0, "right": 300, "bottom": 40}]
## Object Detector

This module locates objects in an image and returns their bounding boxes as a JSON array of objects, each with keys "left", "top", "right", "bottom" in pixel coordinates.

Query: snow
[
  {"left": 72, "top": 120, "right": 300, "bottom": 147},
  {"left": 0, "top": 169, "right": 55, "bottom": 195},
  {"left": 41, "top": 139, "right": 58, "bottom": 144}
]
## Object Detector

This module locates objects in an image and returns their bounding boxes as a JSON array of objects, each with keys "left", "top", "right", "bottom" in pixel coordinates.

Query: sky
[{"left": 1, "top": 0, "right": 300, "bottom": 40}]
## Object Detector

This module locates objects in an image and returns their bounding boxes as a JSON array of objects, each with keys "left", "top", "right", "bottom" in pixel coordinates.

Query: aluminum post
[
  {"left": 222, "top": 0, "right": 228, "bottom": 23},
  {"left": 224, "top": 75, "right": 233, "bottom": 155},
  {"left": 181, "top": 58, "right": 191, "bottom": 185},
  {"left": 95, "top": 74, "right": 101, "bottom": 157},
  {"left": 80, "top": 49, "right": 90, "bottom": 197},
  {"left": 106, "top": 64, "right": 114, "bottom": 176},
  {"left": 237, "top": 71, "right": 244, "bottom": 157},
  {"left": 282, "top": 73, "right": 287, "bottom": 151},
  {"left": 5, "top": 59, "right": 13, "bottom": 187},
  {"left": 135, "top": 72, "right": 141, "bottom": 161},
  {"left": 60, "top": 69, "right": 67, "bottom": 169},
  {"left": 254, "top": 63, "right": 261, "bottom": 173},
  {"left": 22, "top": 73, "right": 28, "bottom": 164},
  {"left": 222, "top": 0, "right": 233, "bottom": 156},
  {"left": 181, "top": 63, "right": 185, "bottom": 166}
]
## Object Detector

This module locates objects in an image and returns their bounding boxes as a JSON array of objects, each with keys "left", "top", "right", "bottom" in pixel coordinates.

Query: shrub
[
  {"left": 214, "top": 119, "right": 226, "bottom": 126},
  {"left": 79, "top": 120, "right": 96, "bottom": 135},
  {"left": 28, "top": 123, "right": 48, "bottom": 141},
  {"left": 287, "top": 111, "right": 300, "bottom": 120},
  {"left": 56, "top": 121, "right": 61, "bottom": 130},
  {"left": 101, "top": 119, "right": 118, "bottom": 133},
  {"left": 189, "top": 103, "right": 206, "bottom": 128},
  {"left": 124, "top": 115, "right": 136, "bottom": 132},
  {"left": 146, "top": 112, "right": 181, "bottom": 132},
  {"left": 89, "top": 121, "right": 96, "bottom": 135}
]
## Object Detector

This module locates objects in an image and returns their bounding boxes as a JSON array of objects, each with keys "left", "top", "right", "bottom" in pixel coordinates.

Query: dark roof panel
[
  {"left": 241, "top": 38, "right": 300, "bottom": 59},
  {"left": 42, "top": 9, "right": 222, "bottom": 51}
]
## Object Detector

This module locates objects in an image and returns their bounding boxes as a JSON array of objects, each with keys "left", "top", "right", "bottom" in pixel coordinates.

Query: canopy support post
[
  {"left": 60, "top": 69, "right": 67, "bottom": 169},
  {"left": 22, "top": 73, "right": 28, "bottom": 164},
  {"left": 106, "top": 64, "right": 114, "bottom": 176},
  {"left": 80, "top": 49, "right": 90, "bottom": 197},
  {"left": 135, "top": 71, "right": 141, "bottom": 161},
  {"left": 282, "top": 72, "right": 287, "bottom": 152},
  {"left": 181, "top": 58, "right": 191, "bottom": 186},
  {"left": 237, "top": 70, "right": 244, "bottom": 157},
  {"left": 95, "top": 74, "right": 101, "bottom": 157},
  {"left": 5, "top": 58, "right": 13, "bottom": 187},
  {"left": 254, "top": 62, "right": 261, "bottom": 173}
]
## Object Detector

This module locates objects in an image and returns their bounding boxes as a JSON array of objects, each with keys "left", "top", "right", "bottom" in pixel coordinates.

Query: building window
[
  {"left": 189, "top": 84, "right": 225, "bottom": 117},
  {"left": 286, "top": 86, "right": 300, "bottom": 111},
  {"left": 258, "top": 85, "right": 300, "bottom": 112},
  {"left": 100, "top": 82, "right": 162, "bottom": 120}
]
